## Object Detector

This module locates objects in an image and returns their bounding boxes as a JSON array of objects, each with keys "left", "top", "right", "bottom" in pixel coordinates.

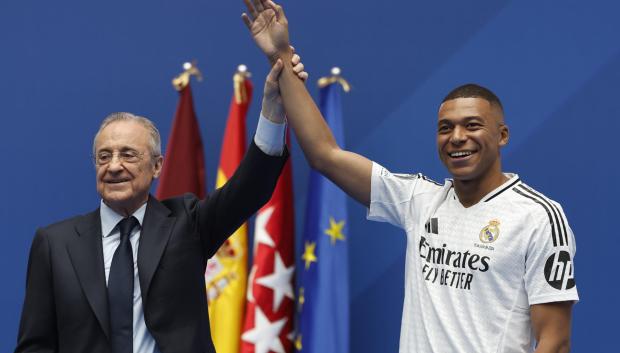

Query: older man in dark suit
[
  {"left": 14, "top": 47, "right": 313, "bottom": 353},
  {"left": 14, "top": 109, "right": 287, "bottom": 353}
]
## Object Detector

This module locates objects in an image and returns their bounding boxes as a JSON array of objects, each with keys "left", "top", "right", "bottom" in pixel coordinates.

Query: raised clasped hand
[{"left": 242, "top": 0, "right": 291, "bottom": 63}]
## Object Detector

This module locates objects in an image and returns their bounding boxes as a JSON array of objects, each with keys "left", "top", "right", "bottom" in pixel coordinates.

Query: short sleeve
[
  {"left": 524, "top": 202, "right": 579, "bottom": 305},
  {"left": 367, "top": 162, "right": 442, "bottom": 229}
]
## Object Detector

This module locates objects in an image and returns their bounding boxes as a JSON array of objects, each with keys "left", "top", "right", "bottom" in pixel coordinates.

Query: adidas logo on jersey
[{"left": 424, "top": 218, "right": 439, "bottom": 235}]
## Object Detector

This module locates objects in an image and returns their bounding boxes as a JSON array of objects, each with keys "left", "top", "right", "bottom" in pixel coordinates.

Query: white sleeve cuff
[{"left": 254, "top": 114, "right": 286, "bottom": 156}]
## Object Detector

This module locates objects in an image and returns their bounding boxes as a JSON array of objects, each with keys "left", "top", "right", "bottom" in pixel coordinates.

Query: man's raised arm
[{"left": 242, "top": 0, "right": 372, "bottom": 207}]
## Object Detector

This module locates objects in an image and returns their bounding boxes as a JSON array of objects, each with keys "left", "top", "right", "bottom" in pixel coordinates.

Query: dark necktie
[{"left": 108, "top": 216, "right": 139, "bottom": 353}]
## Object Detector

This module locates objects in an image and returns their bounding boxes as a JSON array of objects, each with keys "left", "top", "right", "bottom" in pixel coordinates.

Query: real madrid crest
[{"left": 479, "top": 219, "right": 500, "bottom": 243}]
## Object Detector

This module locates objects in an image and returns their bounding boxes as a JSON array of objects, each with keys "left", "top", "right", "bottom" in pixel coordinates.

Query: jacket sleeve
[
  {"left": 15, "top": 229, "right": 58, "bottom": 353},
  {"left": 195, "top": 140, "right": 288, "bottom": 259}
]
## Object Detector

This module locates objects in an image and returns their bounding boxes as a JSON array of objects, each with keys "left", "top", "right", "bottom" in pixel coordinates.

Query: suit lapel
[
  {"left": 138, "top": 196, "right": 176, "bottom": 301},
  {"left": 66, "top": 209, "right": 110, "bottom": 340}
]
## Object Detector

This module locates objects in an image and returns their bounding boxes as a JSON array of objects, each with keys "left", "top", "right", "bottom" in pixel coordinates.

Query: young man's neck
[{"left": 453, "top": 168, "right": 508, "bottom": 208}]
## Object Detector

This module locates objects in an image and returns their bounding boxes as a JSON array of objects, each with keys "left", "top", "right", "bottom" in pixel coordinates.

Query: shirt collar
[
  {"left": 446, "top": 173, "right": 521, "bottom": 203},
  {"left": 100, "top": 200, "right": 147, "bottom": 237}
]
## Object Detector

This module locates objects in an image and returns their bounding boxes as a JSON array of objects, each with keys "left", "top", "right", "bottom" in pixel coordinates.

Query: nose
[
  {"left": 450, "top": 126, "right": 467, "bottom": 145},
  {"left": 106, "top": 155, "right": 125, "bottom": 173}
]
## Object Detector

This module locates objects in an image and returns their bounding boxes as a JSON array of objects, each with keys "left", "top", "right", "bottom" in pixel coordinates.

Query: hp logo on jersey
[{"left": 544, "top": 251, "right": 575, "bottom": 290}]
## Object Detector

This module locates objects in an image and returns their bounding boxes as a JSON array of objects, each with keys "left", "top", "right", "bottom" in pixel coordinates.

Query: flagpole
[
  {"left": 172, "top": 60, "right": 203, "bottom": 91},
  {"left": 234, "top": 64, "right": 252, "bottom": 104},
  {"left": 317, "top": 67, "right": 351, "bottom": 92}
]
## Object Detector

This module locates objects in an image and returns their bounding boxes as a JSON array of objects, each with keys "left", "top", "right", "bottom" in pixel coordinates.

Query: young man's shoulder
[{"left": 508, "top": 181, "right": 568, "bottom": 217}]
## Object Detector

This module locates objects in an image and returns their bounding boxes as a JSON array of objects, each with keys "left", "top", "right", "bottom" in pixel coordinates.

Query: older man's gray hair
[{"left": 92, "top": 112, "right": 162, "bottom": 161}]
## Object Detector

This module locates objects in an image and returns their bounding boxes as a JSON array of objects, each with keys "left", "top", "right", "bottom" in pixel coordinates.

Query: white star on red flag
[
  {"left": 254, "top": 206, "right": 276, "bottom": 250},
  {"left": 241, "top": 306, "right": 287, "bottom": 353},
  {"left": 242, "top": 147, "right": 295, "bottom": 353},
  {"left": 256, "top": 251, "right": 295, "bottom": 311}
]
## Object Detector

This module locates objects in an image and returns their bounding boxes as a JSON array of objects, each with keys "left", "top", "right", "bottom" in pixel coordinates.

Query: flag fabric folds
[
  {"left": 241, "top": 134, "right": 295, "bottom": 353},
  {"left": 205, "top": 73, "right": 253, "bottom": 353},
  {"left": 156, "top": 84, "right": 206, "bottom": 199},
  {"left": 296, "top": 83, "right": 349, "bottom": 353}
]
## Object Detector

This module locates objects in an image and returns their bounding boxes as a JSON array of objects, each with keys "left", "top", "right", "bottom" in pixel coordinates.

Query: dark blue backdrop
[{"left": 1, "top": 0, "right": 618, "bottom": 352}]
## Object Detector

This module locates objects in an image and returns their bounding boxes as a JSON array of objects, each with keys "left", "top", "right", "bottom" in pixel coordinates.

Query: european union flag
[{"left": 297, "top": 81, "right": 349, "bottom": 353}]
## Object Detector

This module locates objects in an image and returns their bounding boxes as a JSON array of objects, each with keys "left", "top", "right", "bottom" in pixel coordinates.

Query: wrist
[
  {"left": 269, "top": 46, "right": 293, "bottom": 65},
  {"left": 261, "top": 100, "right": 285, "bottom": 124}
]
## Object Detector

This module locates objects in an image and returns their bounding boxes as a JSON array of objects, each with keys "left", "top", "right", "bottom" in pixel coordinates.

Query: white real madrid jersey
[{"left": 367, "top": 162, "right": 578, "bottom": 353}]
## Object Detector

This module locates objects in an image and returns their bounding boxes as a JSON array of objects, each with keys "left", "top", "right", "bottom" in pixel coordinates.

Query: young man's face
[{"left": 436, "top": 97, "right": 509, "bottom": 182}]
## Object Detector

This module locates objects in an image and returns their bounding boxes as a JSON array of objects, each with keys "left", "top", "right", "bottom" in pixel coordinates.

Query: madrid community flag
[
  {"left": 205, "top": 70, "right": 253, "bottom": 353},
  {"left": 296, "top": 79, "right": 349, "bottom": 353},
  {"left": 241, "top": 134, "right": 295, "bottom": 353},
  {"left": 156, "top": 83, "right": 206, "bottom": 199}
]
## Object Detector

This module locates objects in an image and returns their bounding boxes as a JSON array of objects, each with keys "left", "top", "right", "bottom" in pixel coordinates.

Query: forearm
[
  {"left": 276, "top": 50, "right": 340, "bottom": 171},
  {"left": 275, "top": 49, "right": 371, "bottom": 206},
  {"left": 534, "top": 338, "right": 570, "bottom": 353},
  {"left": 531, "top": 302, "right": 573, "bottom": 353},
  {"left": 244, "top": 0, "right": 371, "bottom": 205},
  {"left": 199, "top": 141, "right": 288, "bottom": 257},
  {"left": 261, "top": 96, "right": 285, "bottom": 124}
]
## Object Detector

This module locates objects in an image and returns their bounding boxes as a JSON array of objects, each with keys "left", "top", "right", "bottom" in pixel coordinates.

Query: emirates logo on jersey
[
  {"left": 544, "top": 251, "right": 576, "bottom": 290},
  {"left": 479, "top": 219, "right": 500, "bottom": 243}
]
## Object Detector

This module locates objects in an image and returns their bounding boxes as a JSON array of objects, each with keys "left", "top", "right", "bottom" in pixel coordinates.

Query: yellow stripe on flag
[{"left": 206, "top": 168, "right": 248, "bottom": 353}]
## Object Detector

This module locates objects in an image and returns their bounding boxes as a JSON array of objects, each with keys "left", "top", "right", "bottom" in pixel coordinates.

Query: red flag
[
  {"left": 241, "top": 135, "right": 295, "bottom": 353},
  {"left": 156, "top": 84, "right": 206, "bottom": 199}
]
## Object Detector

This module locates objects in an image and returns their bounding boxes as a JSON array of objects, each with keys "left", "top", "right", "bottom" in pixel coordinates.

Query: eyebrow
[
  {"left": 438, "top": 116, "right": 484, "bottom": 125},
  {"left": 96, "top": 146, "right": 140, "bottom": 153}
]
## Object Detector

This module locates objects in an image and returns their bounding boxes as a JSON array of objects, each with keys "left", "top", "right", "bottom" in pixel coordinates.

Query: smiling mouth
[
  {"left": 448, "top": 151, "right": 475, "bottom": 159},
  {"left": 105, "top": 179, "right": 130, "bottom": 184}
]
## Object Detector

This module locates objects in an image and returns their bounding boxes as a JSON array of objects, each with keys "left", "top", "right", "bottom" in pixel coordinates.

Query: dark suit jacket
[{"left": 15, "top": 142, "right": 288, "bottom": 353}]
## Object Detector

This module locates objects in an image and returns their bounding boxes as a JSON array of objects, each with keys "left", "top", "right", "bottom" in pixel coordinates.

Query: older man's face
[{"left": 94, "top": 120, "right": 162, "bottom": 215}]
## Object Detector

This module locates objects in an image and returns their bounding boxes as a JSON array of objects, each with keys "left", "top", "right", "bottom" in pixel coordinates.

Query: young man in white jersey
[{"left": 242, "top": 1, "right": 577, "bottom": 352}]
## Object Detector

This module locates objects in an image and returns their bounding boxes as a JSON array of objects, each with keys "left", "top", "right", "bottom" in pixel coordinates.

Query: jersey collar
[{"left": 446, "top": 173, "right": 521, "bottom": 206}]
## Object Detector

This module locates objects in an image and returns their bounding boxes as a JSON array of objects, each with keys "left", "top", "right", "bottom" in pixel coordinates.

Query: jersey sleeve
[
  {"left": 524, "top": 202, "right": 579, "bottom": 305},
  {"left": 367, "top": 161, "right": 442, "bottom": 229}
]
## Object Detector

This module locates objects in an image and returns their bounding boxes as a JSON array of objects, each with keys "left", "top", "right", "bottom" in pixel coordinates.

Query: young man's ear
[{"left": 499, "top": 124, "right": 509, "bottom": 147}]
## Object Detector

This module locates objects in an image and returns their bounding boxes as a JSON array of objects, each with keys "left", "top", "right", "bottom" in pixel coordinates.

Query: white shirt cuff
[{"left": 254, "top": 114, "right": 286, "bottom": 156}]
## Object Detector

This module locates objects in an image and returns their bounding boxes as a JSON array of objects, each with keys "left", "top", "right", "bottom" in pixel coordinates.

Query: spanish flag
[{"left": 205, "top": 68, "right": 253, "bottom": 353}]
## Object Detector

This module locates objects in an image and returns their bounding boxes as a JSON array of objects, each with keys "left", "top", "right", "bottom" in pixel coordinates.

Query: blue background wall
[{"left": 1, "top": 0, "right": 618, "bottom": 351}]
